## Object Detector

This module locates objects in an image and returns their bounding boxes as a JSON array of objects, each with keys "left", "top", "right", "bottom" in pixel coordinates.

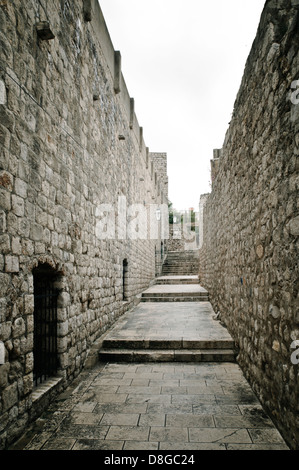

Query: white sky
[{"left": 99, "top": 0, "right": 265, "bottom": 211}]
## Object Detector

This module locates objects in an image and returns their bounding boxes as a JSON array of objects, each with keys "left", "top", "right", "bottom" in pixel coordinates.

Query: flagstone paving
[
  {"left": 10, "top": 361, "right": 289, "bottom": 450},
  {"left": 99, "top": 301, "right": 233, "bottom": 344}
]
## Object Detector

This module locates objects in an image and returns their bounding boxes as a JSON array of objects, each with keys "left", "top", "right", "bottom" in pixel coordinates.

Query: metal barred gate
[{"left": 33, "top": 270, "right": 59, "bottom": 386}]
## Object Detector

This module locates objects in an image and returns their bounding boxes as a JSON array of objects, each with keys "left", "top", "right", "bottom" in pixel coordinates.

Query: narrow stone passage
[{"left": 9, "top": 252, "right": 289, "bottom": 451}]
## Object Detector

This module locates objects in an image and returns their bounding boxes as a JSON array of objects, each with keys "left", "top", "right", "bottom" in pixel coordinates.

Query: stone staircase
[
  {"left": 140, "top": 284, "right": 209, "bottom": 303},
  {"left": 162, "top": 250, "right": 199, "bottom": 276},
  {"left": 98, "top": 258, "right": 237, "bottom": 363},
  {"left": 155, "top": 276, "right": 200, "bottom": 285}
]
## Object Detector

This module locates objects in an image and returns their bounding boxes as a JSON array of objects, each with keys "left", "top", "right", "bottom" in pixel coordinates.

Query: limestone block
[
  {"left": 22, "top": 374, "right": 33, "bottom": 396},
  {"left": 57, "top": 337, "right": 68, "bottom": 353},
  {"left": 289, "top": 216, "right": 299, "bottom": 237},
  {"left": 26, "top": 316, "right": 33, "bottom": 336},
  {"left": 14, "top": 178, "right": 27, "bottom": 199},
  {"left": 269, "top": 304, "right": 281, "bottom": 319},
  {"left": 57, "top": 292, "right": 70, "bottom": 309},
  {"left": 59, "top": 352, "right": 69, "bottom": 369},
  {"left": 0, "top": 341, "right": 5, "bottom": 365},
  {"left": 2, "top": 382, "right": 18, "bottom": 412},
  {"left": 0, "top": 106, "right": 15, "bottom": 132},
  {"left": 0, "top": 81, "right": 6, "bottom": 105},
  {"left": 12, "top": 317, "right": 25, "bottom": 338},
  {"left": 24, "top": 333, "right": 33, "bottom": 354},
  {"left": 11, "top": 195, "right": 24, "bottom": 217},
  {"left": 11, "top": 237, "right": 21, "bottom": 255},
  {"left": 0, "top": 210, "right": 6, "bottom": 233},
  {"left": 29, "top": 223, "right": 43, "bottom": 241},
  {"left": 0, "top": 362, "right": 9, "bottom": 387},
  {"left": 0, "top": 234, "right": 10, "bottom": 254},
  {"left": 0, "top": 170, "right": 14, "bottom": 191},
  {"left": 5, "top": 255, "right": 19, "bottom": 273},
  {"left": 57, "top": 320, "right": 69, "bottom": 337}
]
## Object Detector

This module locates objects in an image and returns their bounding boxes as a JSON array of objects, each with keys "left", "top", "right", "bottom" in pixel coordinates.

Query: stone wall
[
  {"left": 199, "top": 0, "right": 299, "bottom": 450},
  {"left": 0, "top": 0, "right": 168, "bottom": 449}
]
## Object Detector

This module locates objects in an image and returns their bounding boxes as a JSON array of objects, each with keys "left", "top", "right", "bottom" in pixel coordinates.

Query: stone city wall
[
  {"left": 0, "top": 0, "right": 168, "bottom": 448},
  {"left": 199, "top": 0, "right": 299, "bottom": 450}
]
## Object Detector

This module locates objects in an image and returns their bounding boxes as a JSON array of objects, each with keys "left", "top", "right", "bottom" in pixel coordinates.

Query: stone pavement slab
[
  {"left": 140, "top": 281, "right": 209, "bottom": 302},
  {"left": 100, "top": 302, "right": 234, "bottom": 344},
  {"left": 156, "top": 275, "right": 200, "bottom": 285},
  {"left": 10, "top": 362, "right": 289, "bottom": 451},
  {"left": 142, "top": 284, "right": 208, "bottom": 295},
  {"left": 98, "top": 300, "right": 237, "bottom": 363}
]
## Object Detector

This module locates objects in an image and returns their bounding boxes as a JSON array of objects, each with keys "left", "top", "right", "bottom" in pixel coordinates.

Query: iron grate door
[{"left": 33, "top": 275, "right": 59, "bottom": 386}]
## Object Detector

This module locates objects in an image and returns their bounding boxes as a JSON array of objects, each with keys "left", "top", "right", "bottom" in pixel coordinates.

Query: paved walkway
[
  {"left": 98, "top": 301, "right": 236, "bottom": 362},
  {"left": 9, "top": 276, "right": 289, "bottom": 451}
]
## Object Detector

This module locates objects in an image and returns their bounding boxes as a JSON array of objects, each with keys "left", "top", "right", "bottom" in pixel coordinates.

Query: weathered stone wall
[
  {"left": 0, "top": 0, "right": 167, "bottom": 448},
  {"left": 199, "top": 0, "right": 299, "bottom": 450}
]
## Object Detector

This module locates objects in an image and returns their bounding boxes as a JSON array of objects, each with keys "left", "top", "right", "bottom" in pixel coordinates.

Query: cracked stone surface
[{"left": 9, "top": 362, "right": 289, "bottom": 450}]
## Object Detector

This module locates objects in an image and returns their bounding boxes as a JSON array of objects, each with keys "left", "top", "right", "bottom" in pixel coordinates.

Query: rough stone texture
[
  {"left": 0, "top": 0, "right": 168, "bottom": 449},
  {"left": 199, "top": 0, "right": 299, "bottom": 450}
]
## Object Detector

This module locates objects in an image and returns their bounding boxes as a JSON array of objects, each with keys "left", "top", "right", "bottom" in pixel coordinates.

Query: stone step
[
  {"left": 155, "top": 279, "right": 200, "bottom": 285},
  {"left": 166, "top": 253, "right": 199, "bottom": 258},
  {"left": 101, "top": 338, "right": 235, "bottom": 350},
  {"left": 141, "top": 297, "right": 209, "bottom": 302},
  {"left": 163, "top": 263, "right": 198, "bottom": 271},
  {"left": 164, "top": 261, "right": 199, "bottom": 264},
  {"left": 162, "top": 271, "right": 199, "bottom": 275},
  {"left": 163, "top": 264, "right": 198, "bottom": 268},
  {"left": 162, "top": 270, "right": 199, "bottom": 274},
  {"left": 163, "top": 264, "right": 198, "bottom": 267},
  {"left": 163, "top": 259, "right": 198, "bottom": 262},
  {"left": 142, "top": 290, "right": 207, "bottom": 297},
  {"left": 164, "top": 262, "right": 199, "bottom": 265},
  {"left": 164, "top": 265, "right": 198, "bottom": 268},
  {"left": 163, "top": 264, "right": 198, "bottom": 272},
  {"left": 98, "top": 348, "right": 237, "bottom": 363},
  {"left": 141, "top": 285, "right": 209, "bottom": 302}
]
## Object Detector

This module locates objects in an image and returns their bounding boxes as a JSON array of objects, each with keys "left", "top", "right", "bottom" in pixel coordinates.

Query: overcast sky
[{"left": 99, "top": 0, "right": 266, "bottom": 211}]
